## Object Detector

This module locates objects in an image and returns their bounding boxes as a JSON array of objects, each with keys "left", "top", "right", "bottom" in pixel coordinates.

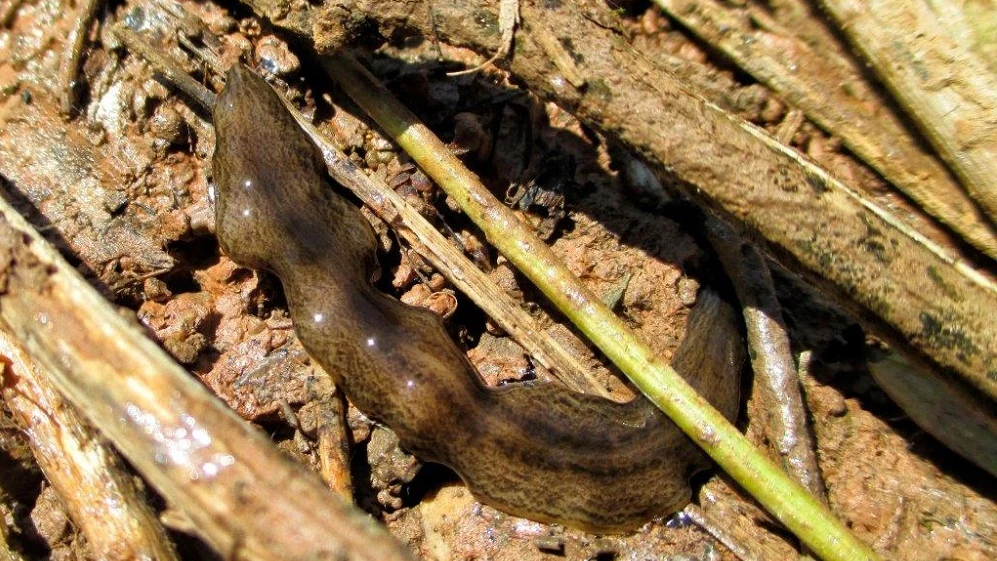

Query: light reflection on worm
[{"left": 211, "top": 65, "right": 745, "bottom": 532}]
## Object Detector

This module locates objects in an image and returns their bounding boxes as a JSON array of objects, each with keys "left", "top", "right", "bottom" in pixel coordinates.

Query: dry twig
[
  {"left": 58, "top": 0, "right": 103, "bottom": 115},
  {"left": 314, "top": 391, "right": 354, "bottom": 498},
  {"left": 0, "top": 190, "right": 415, "bottom": 561},
  {"left": 446, "top": 0, "right": 519, "bottom": 76},
  {"left": 707, "top": 221, "right": 826, "bottom": 505},
  {"left": 681, "top": 504, "right": 763, "bottom": 561},
  {"left": 820, "top": 0, "right": 997, "bottom": 226},
  {"left": 0, "top": 330, "right": 180, "bottom": 561},
  {"left": 654, "top": 0, "right": 997, "bottom": 259}
]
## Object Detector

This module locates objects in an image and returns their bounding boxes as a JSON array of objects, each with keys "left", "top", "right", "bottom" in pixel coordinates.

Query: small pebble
[
  {"left": 760, "top": 97, "right": 786, "bottom": 124},
  {"left": 255, "top": 35, "right": 300, "bottom": 76},
  {"left": 149, "top": 104, "right": 186, "bottom": 145},
  {"left": 29, "top": 486, "right": 69, "bottom": 546},
  {"left": 534, "top": 535, "right": 565, "bottom": 554},
  {"left": 143, "top": 278, "right": 172, "bottom": 303},
  {"left": 677, "top": 277, "right": 700, "bottom": 306}
]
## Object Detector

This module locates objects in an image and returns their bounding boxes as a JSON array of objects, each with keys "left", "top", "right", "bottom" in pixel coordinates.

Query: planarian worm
[{"left": 211, "top": 65, "right": 745, "bottom": 532}]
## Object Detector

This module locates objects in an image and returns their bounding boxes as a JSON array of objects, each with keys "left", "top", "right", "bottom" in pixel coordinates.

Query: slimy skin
[{"left": 212, "top": 65, "right": 745, "bottom": 532}]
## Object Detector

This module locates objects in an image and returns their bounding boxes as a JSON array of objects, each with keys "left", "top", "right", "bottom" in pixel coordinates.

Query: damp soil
[{"left": 0, "top": 1, "right": 993, "bottom": 560}]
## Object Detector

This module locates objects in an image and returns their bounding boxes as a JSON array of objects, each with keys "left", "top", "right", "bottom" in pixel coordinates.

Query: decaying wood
[
  {"left": 654, "top": 0, "right": 997, "bottom": 260},
  {"left": 314, "top": 391, "right": 354, "bottom": 498},
  {"left": 0, "top": 330, "right": 180, "bottom": 561},
  {"left": 681, "top": 504, "right": 763, "bottom": 561},
  {"left": 0, "top": 193, "right": 415, "bottom": 561},
  {"left": 255, "top": 0, "right": 997, "bottom": 470},
  {"left": 58, "top": 0, "right": 103, "bottom": 115},
  {"left": 959, "top": 1, "right": 997, "bottom": 76},
  {"left": 820, "top": 0, "right": 997, "bottom": 227},
  {"left": 707, "top": 222, "right": 826, "bottom": 504},
  {"left": 447, "top": 0, "right": 518, "bottom": 76}
]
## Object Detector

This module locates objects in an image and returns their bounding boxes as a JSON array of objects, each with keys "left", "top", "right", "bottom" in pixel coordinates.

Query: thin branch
[
  {"left": 681, "top": 504, "right": 761, "bottom": 561},
  {"left": 112, "top": 25, "right": 215, "bottom": 111},
  {"left": 314, "top": 391, "right": 354, "bottom": 498},
  {"left": 707, "top": 220, "right": 826, "bottom": 503},
  {"left": 58, "top": 0, "right": 103, "bottom": 115},
  {"left": 322, "top": 51, "right": 881, "bottom": 561}
]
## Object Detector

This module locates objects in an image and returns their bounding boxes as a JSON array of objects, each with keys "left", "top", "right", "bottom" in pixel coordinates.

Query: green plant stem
[{"left": 324, "top": 53, "right": 880, "bottom": 561}]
